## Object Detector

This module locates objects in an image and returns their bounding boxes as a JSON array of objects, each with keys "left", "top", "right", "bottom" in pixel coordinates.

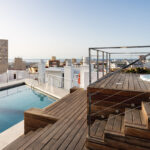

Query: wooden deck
[
  {"left": 89, "top": 73, "right": 150, "bottom": 92},
  {"left": 4, "top": 89, "right": 88, "bottom": 150}
]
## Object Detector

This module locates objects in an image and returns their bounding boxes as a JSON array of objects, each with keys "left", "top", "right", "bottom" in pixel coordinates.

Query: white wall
[
  {"left": 64, "top": 66, "right": 80, "bottom": 91},
  {"left": 38, "top": 60, "right": 45, "bottom": 84},
  {"left": 80, "top": 65, "right": 103, "bottom": 89},
  {"left": 0, "top": 70, "right": 29, "bottom": 83},
  {"left": 64, "top": 66, "right": 73, "bottom": 91}
]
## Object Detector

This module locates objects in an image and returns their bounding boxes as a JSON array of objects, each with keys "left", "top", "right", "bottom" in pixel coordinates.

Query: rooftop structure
[
  {"left": 0, "top": 40, "right": 8, "bottom": 74},
  {"left": 47, "top": 56, "right": 60, "bottom": 67},
  {"left": 13, "top": 58, "right": 26, "bottom": 70}
]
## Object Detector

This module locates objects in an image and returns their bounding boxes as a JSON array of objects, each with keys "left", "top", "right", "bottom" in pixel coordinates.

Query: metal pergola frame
[{"left": 88, "top": 45, "right": 150, "bottom": 139}]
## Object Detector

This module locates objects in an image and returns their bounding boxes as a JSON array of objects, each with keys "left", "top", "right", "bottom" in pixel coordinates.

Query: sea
[{"left": 8, "top": 59, "right": 82, "bottom": 63}]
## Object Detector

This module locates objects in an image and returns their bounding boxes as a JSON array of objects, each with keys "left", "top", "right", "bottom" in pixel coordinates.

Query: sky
[{"left": 0, "top": 0, "right": 150, "bottom": 59}]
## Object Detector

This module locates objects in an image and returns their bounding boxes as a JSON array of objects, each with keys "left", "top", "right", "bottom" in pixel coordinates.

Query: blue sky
[{"left": 0, "top": 0, "right": 150, "bottom": 59}]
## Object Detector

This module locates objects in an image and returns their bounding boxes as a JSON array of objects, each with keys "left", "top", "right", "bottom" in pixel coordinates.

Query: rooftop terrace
[{"left": 4, "top": 89, "right": 88, "bottom": 150}]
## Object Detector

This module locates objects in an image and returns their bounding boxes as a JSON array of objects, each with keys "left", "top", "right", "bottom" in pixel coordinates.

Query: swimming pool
[
  {"left": 140, "top": 74, "right": 150, "bottom": 81},
  {"left": 0, "top": 85, "right": 56, "bottom": 133}
]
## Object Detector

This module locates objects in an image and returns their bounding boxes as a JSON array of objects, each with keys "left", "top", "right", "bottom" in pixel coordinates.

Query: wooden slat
[
  {"left": 123, "top": 73, "right": 129, "bottom": 90},
  {"left": 90, "top": 120, "right": 101, "bottom": 136},
  {"left": 143, "top": 102, "right": 150, "bottom": 116},
  {"left": 105, "top": 114, "right": 115, "bottom": 131},
  {"left": 89, "top": 73, "right": 150, "bottom": 92},
  {"left": 108, "top": 73, "right": 121, "bottom": 89},
  {"left": 132, "top": 109, "right": 141, "bottom": 125},
  {"left": 133, "top": 73, "right": 141, "bottom": 91},
  {"left": 95, "top": 120, "right": 107, "bottom": 138},
  {"left": 125, "top": 108, "right": 147, "bottom": 129},
  {"left": 125, "top": 108, "right": 133, "bottom": 124},
  {"left": 113, "top": 115, "right": 122, "bottom": 133},
  {"left": 128, "top": 73, "right": 135, "bottom": 91},
  {"left": 135, "top": 74, "right": 148, "bottom": 91},
  {"left": 140, "top": 110, "right": 147, "bottom": 126}
]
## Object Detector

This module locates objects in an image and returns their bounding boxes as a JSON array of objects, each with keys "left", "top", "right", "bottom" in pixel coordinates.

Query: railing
[
  {"left": 45, "top": 73, "right": 79, "bottom": 89},
  {"left": 88, "top": 46, "right": 150, "bottom": 139}
]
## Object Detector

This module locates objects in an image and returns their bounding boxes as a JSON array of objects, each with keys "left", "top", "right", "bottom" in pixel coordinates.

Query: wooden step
[
  {"left": 105, "top": 114, "right": 124, "bottom": 136},
  {"left": 125, "top": 107, "right": 150, "bottom": 140},
  {"left": 86, "top": 139, "right": 117, "bottom": 150},
  {"left": 104, "top": 137, "right": 150, "bottom": 150},
  {"left": 125, "top": 108, "right": 147, "bottom": 129},
  {"left": 142, "top": 101, "right": 150, "bottom": 129},
  {"left": 90, "top": 120, "right": 107, "bottom": 141},
  {"left": 86, "top": 120, "right": 115, "bottom": 150},
  {"left": 105, "top": 132, "right": 150, "bottom": 150}
]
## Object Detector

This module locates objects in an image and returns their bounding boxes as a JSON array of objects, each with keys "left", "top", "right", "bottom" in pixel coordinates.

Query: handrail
[{"left": 90, "top": 92, "right": 145, "bottom": 117}]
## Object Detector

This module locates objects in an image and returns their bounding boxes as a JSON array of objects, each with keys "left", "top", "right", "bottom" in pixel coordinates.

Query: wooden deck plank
[
  {"left": 132, "top": 109, "right": 141, "bottom": 125},
  {"left": 44, "top": 111, "right": 86, "bottom": 150},
  {"left": 100, "top": 74, "right": 116, "bottom": 88},
  {"left": 90, "top": 120, "right": 101, "bottom": 136},
  {"left": 116, "top": 73, "right": 126, "bottom": 89},
  {"left": 28, "top": 105, "right": 86, "bottom": 149},
  {"left": 55, "top": 119, "right": 86, "bottom": 150},
  {"left": 49, "top": 91, "right": 86, "bottom": 118},
  {"left": 140, "top": 110, "right": 147, "bottom": 126},
  {"left": 135, "top": 74, "right": 148, "bottom": 91},
  {"left": 112, "top": 115, "right": 122, "bottom": 133},
  {"left": 125, "top": 108, "right": 133, "bottom": 124},
  {"left": 123, "top": 73, "right": 129, "bottom": 90},
  {"left": 45, "top": 89, "right": 84, "bottom": 115},
  {"left": 65, "top": 124, "right": 87, "bottom": 150},
  {"left": 133, "top": 74, "right": 141, "bottom": 91},
  {"left": 128, "top": 73, "right": 135, "bottom": 91},
  {"left": 105, "top": 114, "right": 115, "bottom": 131},
  {"left": 106, "top": 73, "right": 121, "bottom": 89},
  {"left": 95, "top": 120, "right": 107, "bottom": 138},
  {"left": 89, "top": 73, "right": 150, "bottom": 92}
]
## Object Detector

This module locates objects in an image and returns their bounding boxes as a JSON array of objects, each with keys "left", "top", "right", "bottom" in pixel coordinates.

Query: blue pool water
[
  {"left": 0, "top": 85, "right": 56, "bottom": 133},
  {"left": 140, "top": 74, "right": 150, "bottom": 81}
]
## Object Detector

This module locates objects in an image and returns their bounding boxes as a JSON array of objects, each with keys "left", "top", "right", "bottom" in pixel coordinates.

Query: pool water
[
  {"left": 140, "top": 74, "right": 150, "bottom": 81},
  {"left": 0, "top": 85, "right": 56, "bottom": 133}
]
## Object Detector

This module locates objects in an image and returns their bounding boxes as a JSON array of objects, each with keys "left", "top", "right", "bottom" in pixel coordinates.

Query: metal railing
[{"left": 88, "top": 46, "right": 150, "bottom": 139}]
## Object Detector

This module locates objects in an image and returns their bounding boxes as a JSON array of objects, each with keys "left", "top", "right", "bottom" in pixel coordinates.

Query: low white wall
[
  {"left": 64, "top": 66, "right": 80, "bottom": 91},
  {"left": 0, "top": 70, "right": 29, "bottom": 83},
  {"left": 80, "top": 65, "right": 103, "bottom": 89}
]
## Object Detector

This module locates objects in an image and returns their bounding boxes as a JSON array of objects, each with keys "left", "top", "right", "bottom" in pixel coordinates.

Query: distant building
[
  {"left": 72, "top": 58, "right": 76, "bottom": 64},
  {"left": 13, "top": 58, "right": 26, "bottom": 70},
  {"left": 0, "top": 40, "right": 8, "bottom": 74},
  {"left": 51, "top": 56, "right": 56, "bottom": 61},
  {"left": 48, "top": 56, "right": 60, "bottom": 67}
]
